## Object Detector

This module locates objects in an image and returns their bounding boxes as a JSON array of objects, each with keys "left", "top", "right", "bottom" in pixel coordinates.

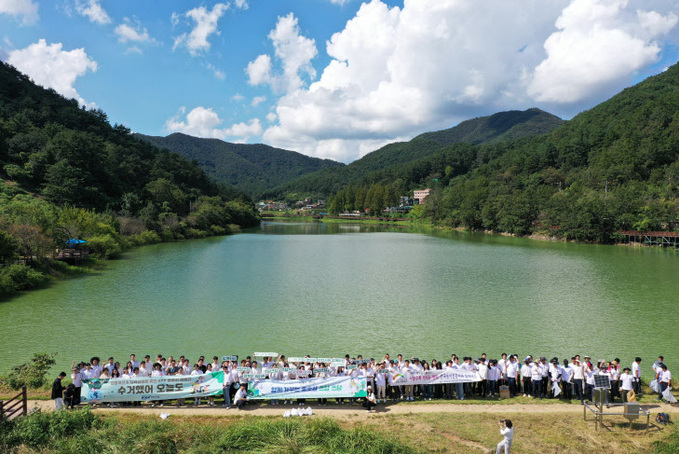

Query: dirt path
[{"left": 29, "top": 400, "right": 679, "bottom": 420}]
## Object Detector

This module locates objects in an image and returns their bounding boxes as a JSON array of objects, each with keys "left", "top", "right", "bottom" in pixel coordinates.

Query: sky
[{"left": 1, "top": 0, "right": 678, "bottom": 164}]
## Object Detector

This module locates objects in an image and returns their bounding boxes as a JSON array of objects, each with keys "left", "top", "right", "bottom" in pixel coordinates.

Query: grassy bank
[{"left": 1, "top": 407, "right": 676, "bottom": 453}]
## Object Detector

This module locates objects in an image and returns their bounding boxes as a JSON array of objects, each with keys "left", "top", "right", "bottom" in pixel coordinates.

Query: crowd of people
[{"left": 52, "top": 352, "right": 673, "bottom": 411}]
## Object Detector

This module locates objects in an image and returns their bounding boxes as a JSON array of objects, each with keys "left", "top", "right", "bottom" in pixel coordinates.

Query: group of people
[{"left": 51, "top": 351, "right": 673, "bottom": 412}]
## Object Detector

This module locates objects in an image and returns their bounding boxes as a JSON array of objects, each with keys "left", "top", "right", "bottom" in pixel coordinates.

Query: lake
[{"left": 1, "top": 222, "right": 677, "bottom": 375}]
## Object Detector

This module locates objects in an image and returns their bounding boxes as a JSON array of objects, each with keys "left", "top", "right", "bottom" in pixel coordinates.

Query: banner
[
  {"left": 247, "top": 376, "right": 367, "bottom": 400},
  {"left": 81, "top": 371, "right": 224, "bottom": 403},
  {"left": 389, "top": 369, "right": 481, "bottom": 386}
]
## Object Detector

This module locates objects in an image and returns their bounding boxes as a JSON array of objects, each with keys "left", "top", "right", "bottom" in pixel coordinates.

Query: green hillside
[
  {"left": 135, "top": 132, "right": 344, "bottom": 196},
  {"left": 328, "top": 62, "right": 679, "bottom": 242},
  {"left": 0, "top": 61, "right": 259, "bottom": 294},
  {"left": 415, "top": 108, "right": 563, "bottom": 146},
  {"left": 264, "top": 108, "right": 563, "bottom": 199}
]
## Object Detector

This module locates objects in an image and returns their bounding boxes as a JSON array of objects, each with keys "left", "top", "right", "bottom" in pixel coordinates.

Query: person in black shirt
[{"left": 52, "top": 372, "right": 67, "bottom": 411}]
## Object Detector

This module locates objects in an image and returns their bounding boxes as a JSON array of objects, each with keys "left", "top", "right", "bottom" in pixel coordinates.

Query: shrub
[
  {"left": 0, "top": 264, "right": 49, "bottom": 293},
  {"left": 4, "top": 352, "right": 56, "bottom": 390},
  {"left": 86, "top": 234, "right": 122, "bottom": 259}
]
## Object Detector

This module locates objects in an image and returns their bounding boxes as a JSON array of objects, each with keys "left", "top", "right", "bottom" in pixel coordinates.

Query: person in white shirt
[
  {"left": 129, "top": 354, "right": 140, "bottom": 370},
  {"left": 584, "top": 361, "right": 595, "bottom": 402},
  {"left": 234, "top": 383, "right": 249, "bottom": 410},
  {"left": 363, "top": 385, "right": 376, "bottom": 412},
  {"left": 561, "top": 360, "right": 573, "bottom": 400},
  {"left": 496, "top": 419, "right": 514, "bottom": 454},
  {"left": 477, "top": 359, "right": 488, "bottom": 398},
  {"left": 506, "top": 356, "right": 519, "bottom": 397},
  {"left": 452, "top": 357, "right": 465, "bottom": 400},
  {"left": 191, "top": 364, "right": 204, "bottom": 406},
  {"left": 609, "top": 363, "right": 620, "bottom": 402},
  {"left": 487, "top": 360, "right": 500, "bottom": 398},
  {"left": 531, "top": 361, "right": 543, "bottom": 399},
  {"left": 571, "top": 358, "right": 584, "bottom": 403},
  {"left": 403, "top": 360, "right": 414, "bottom": 401},
  {"left": 375, "top": 364, "right": 387, "bottom": 403},
  {"left": 658, "top": 364, "right": 672, "bottom": 401},
  {"left": 105, "top": 357, "right": 115, "bottom": 375},
  {"left": 520, "top": 359, "right": 532, "bottom": 397},
  {"left": 619, "top": 367, "right": 635, "bottom": 403},
  {"left": 549, "top": 360, "right": 562, "bottom": 399},
  {"left": 498, "top": 354, "right": 508, "bottom": 384},
  {"left": 90, "top": 357, "right": 102, "bottom": 378},
  {"left": 70, "top": 361, "right": 83, "bottom": 406},
  {"left": 222, "top": 364, "right": 232, "bottom": 408},
  {"left": 632, "top": 357, "right": 642, "bottom": 394}
]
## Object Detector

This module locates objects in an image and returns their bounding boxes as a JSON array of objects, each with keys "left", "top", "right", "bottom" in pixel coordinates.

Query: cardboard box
[{"left": 499, "top": 385, "right": 510, "bottom": 399}]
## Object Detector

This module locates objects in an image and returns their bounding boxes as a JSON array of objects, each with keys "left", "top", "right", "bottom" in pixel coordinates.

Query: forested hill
[
  {"left": 415, "top": 108, "right": 563, "bottom": 146},
  {"left": 135, "top": 133, "right": 344, "bottom": 196},
  {"left": 263, "top": 108, "right": 564, "bottom": 199},
  {"left": 328, "top": 61, "right": 679, "bottom": 243},
  {"left": 0, "top": 61, "right": 260, "bottom": 293}
]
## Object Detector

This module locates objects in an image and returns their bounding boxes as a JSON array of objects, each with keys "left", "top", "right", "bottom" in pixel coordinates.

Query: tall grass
[{"left": 0, "top": 410, "right": 416, "bottom": 454}]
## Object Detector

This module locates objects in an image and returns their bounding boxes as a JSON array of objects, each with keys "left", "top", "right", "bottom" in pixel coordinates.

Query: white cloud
[
  {"left": 173, "top": 3, "right": 229, "bottom": 56},
  {"left": 115, "top": 18, "right": 154, "bottom": 43},
  {"left": 638, "top": 9, "right": 678, "bottom": 35},
  {"left": 253, "top": 0, "right": 679, "bottom": 163},
  {"left": 224, "top": 118, "right": 263, "bottom": 139},
  {"left": 0, "top": 0, "right": 38, "bottom": 24},
  {"left": 527, "top": 0, "right": 678, "bottom": 103},
  {"left": 76, "top": 0, "right": 110, "bottom": 25},
  {"left": 231, "top": 93, "right": 245, "bottom": 101},
  {"left": 252, "top": 96, "right": 266, "bottom": 106},
  {"left": 206, "top": 62, "right": 226, "bottom": 79},
  {"left": 234, "top": 0, "right": 249, "bottom": 10},
  {"left": 329, "top": 0, "right": 350, "bottom": 5},
  {"left": 165, "top": 106, "right": 262, "bottom": 142},
  {"left": 8, "top": 39, "right": 97, "bottom": 107},
  {"left": 246, "top": 13, "right": 318, "bottom": 92},
  {"left": 246, "top": 54, "right": 272, "bottom": 85}
]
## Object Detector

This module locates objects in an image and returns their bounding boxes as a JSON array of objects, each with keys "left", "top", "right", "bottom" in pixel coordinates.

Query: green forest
[
  {"left": 0, "top": 62, "right": 260, "bottom": 295},
  {"left": 135, "top": 132, "right": 344, "bottom": 196},
  {"left": 262, "top": 108, "right": 563, "bottom": 201},
  {"left": 321, "top": 61, "right": 679, "bottom": 243}
]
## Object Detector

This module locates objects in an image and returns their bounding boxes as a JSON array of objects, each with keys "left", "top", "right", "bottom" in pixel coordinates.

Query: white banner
[
  {"left": 81, "top": 372, "right": 224, "bottom": 403},
  {"left": 247, "top": 376, "right": 367, "bottom": 399},
  {"left": 389, "top": 369, "right": 481, "bottom": 385}
]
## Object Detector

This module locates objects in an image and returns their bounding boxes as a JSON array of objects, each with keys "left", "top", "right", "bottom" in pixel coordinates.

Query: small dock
[
  {"left": 618, "top": 231, "right": 679, "bottom": 248},
  {"left": 55, "top": 248, "right": 89, "bottom": 263}
]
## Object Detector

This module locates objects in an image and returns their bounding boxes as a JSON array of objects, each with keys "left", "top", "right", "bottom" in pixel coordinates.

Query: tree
[
  {"left": 5, "top": 352, "right": 57, "bottom": 389},
  {"left": 0, "top": 229, "right": 17, "bottom": 264}
]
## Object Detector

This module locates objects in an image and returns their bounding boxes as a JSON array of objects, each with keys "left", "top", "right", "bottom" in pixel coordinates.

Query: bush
[
  {"left": 0, "top": 407, "right": 98, "bottom": 450},
  {"left": 4, "top": 352, "right": 56, "bottom": 390},
  {"left": 185, "top": 228, "right": 208, "bottom": 239},
  {"left": 86, "top": 234, "right": 122, "bottom": 259},
  {"left": 0, "top": 264, "right": 49, "bottom": 293}
]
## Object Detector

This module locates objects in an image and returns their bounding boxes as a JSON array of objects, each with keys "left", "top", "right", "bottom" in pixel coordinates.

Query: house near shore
[{"left": 413, "top": 189, "right": 431, "bottom": 204}]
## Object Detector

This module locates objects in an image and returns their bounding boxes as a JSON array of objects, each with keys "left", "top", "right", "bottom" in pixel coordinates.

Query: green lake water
[{"left": 1, "top": 222, "right": 678, "bottom": 375}]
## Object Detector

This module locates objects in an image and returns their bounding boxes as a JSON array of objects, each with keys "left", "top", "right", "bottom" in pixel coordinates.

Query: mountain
[
  {"left": 415, "top": 108, "right": 564, "bottom": 146},
  {"left": 0, "top": 61, "right": 261, "bottom": 294},
  {"left": 326, "top": 61, "right": 679, "bottom": 243},
  {"left": 134, "top": 133, "right": 344, "bottom": 197},
  {"left": 264, "top": 108, "right": 563, "bottom": 198}
]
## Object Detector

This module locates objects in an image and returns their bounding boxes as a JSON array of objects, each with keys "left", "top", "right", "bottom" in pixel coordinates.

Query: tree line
[
  {"left": 0, "top": 62, "right": 260, "bottom": 295},
  {"left": 321, "top": 61, "right": 679, "bottom": 242}
]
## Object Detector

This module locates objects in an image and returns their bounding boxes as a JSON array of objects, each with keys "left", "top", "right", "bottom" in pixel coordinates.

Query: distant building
[{"left": 413, "top": 189, "right": 431, "bottom": 204}]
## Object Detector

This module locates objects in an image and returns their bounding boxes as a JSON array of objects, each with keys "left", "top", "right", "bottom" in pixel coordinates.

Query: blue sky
[{"left": 1, "top": 0, "right": 678, "bottom": 163}]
